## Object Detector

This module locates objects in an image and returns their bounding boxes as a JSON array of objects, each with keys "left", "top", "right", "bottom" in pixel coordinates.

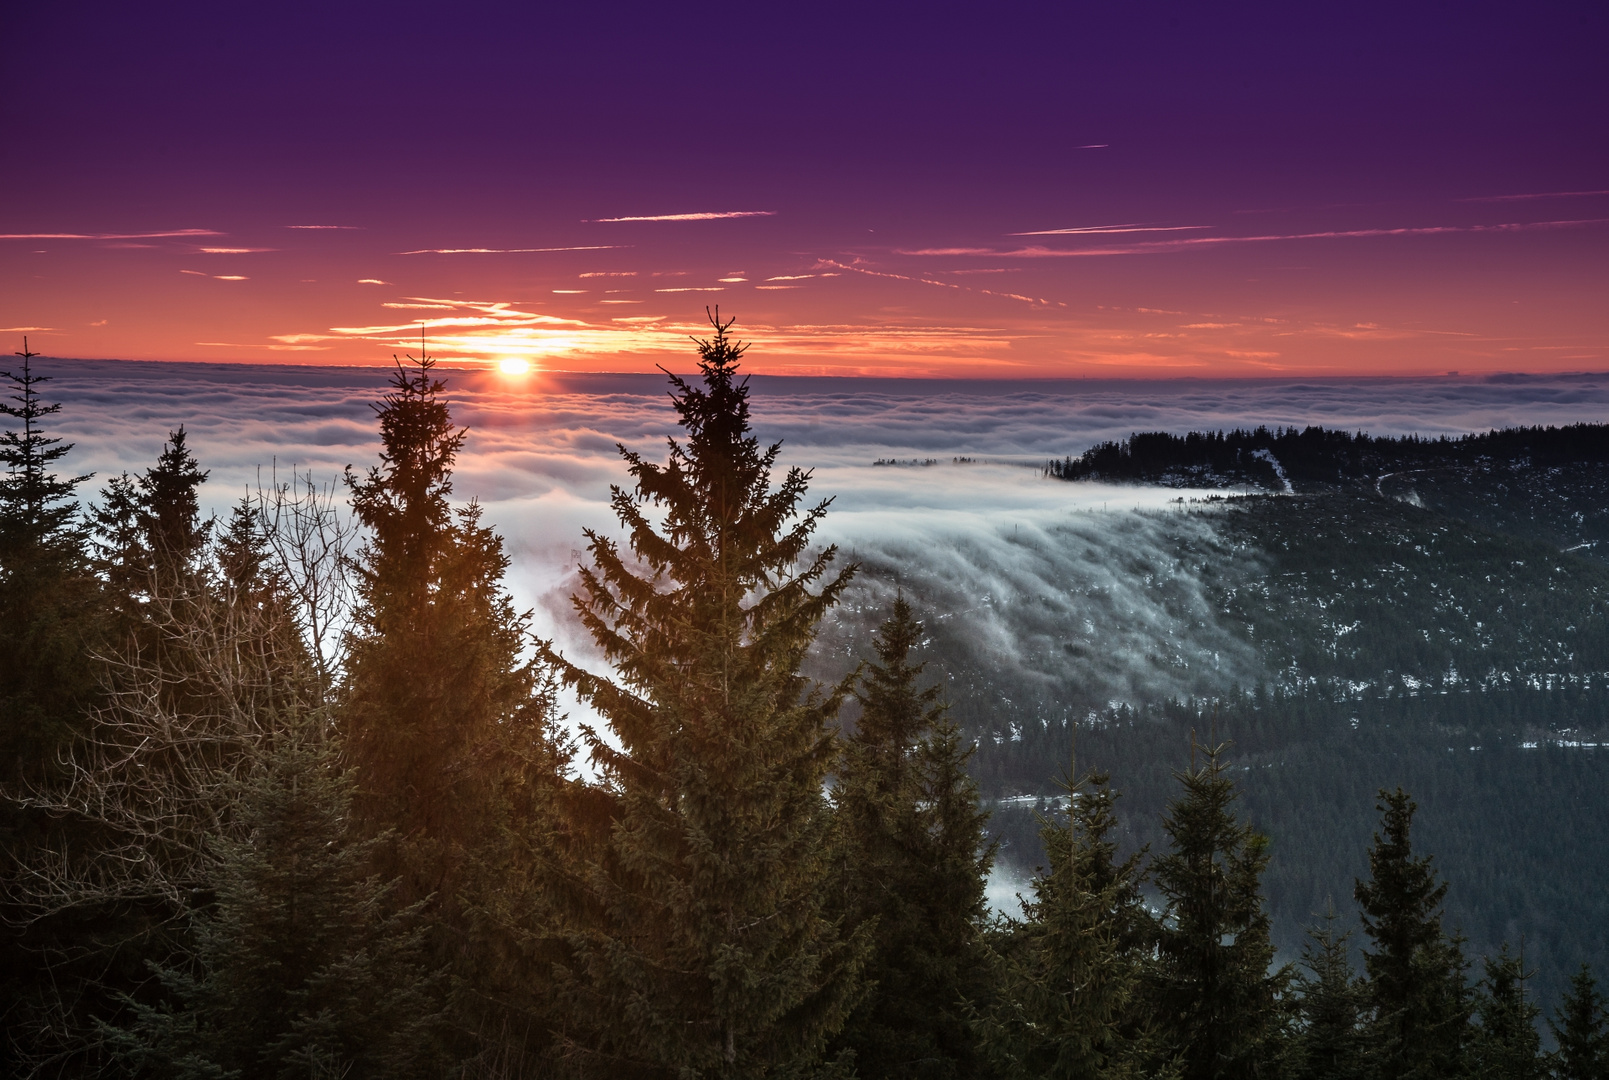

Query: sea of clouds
[{"left": 36, "top": 359, "right": 1609, "bottom": 652}]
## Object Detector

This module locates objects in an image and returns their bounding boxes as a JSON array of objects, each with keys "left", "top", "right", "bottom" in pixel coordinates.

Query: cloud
[
  {"left": 0, "top": 326, "right": 53, "bottom": 332},
  {"left": 905, "top": 217, "right": 1609, "bottom": 257},
  {"left": 579, "top": 271, "right": 637, "bottom": 278},
  {"left": 213, "top": 275, "right": 248, "bottom": 281},
  {"left": 0, "top": 229, "right": 221, "bottom": 240},
  {"left": 358, "top": 279, "right": 391, "bottom": 285},
  {"left": 284, "top": 224, "right": 360, "bottom": 229},
  {"left": 589, "top": 211, "right": 777, "bottom": 223},
  {"left": 396, "top": 246, "right": 626, "bottom": 255},
  {"left": 199, "top": 247, "right": 275, "bottom": 254},
  {"left": 654, "top": 287, "right": 724, "bottom": 292},
  {"left": 1459, "top": 190, "right": 1609, "bottom": 202},
  {"left": 1009, "top": 223, "right": 1211, "bottom": 236}
]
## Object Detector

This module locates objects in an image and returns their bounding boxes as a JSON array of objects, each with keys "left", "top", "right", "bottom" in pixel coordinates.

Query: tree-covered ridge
[
  {"left": 3, "top": 326, "right": 1609, "bottom": 1078},
  {"left": 1048, "top": 422, "right": 1609, "bottom": 492}
]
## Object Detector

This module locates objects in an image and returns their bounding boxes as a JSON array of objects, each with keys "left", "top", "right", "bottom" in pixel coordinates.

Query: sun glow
[{"left": 498, "top": 357, "right": 531, "bottom": 375}]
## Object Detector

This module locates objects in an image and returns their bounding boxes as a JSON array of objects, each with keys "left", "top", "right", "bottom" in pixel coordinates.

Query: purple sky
[{"left": 4, "top": 0, "right": 1607, "bottom": 375}]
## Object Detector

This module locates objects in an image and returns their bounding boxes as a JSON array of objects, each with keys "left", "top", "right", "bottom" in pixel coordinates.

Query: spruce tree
[
  {"left": 91, "top": 426, "right": 211, "bottom": 636},
  {"left": 342, "top": 349, "right": 564, "bottom": 896},
  {"left": 1149, "top": 739, "right": 1287, "bottom": 1080},
  {"left": 830, "top": 596, "right": 994, "bottom": 1080},
  {"left": 0, "top": 340, "right": 102, "bottom": 1078},
  {"left": 104, "top": 716, "right": 450, "bottom": 1079},
  {"left": 0, "top": 338, "right": 98, "bottom": 782},
  {"left": 1292, "top": 909, "right": 1367, "bottom": 1080},
  {"left": 1354, "top": 788, "right": 1472, "bottom": 1080},
  {"left": 340, "top": 349, "right": 567, "bottom": 1064},
  {"left": 547, "top": 312, "right": 866, "bottom": 1079},
  {"left": 1549, "top": 966, "right": 1609, "bottom": 1080},
  {"left": 979, "top": 763, "right": 1157, "bottom": 1080},
  {"left": 1471, "top": 945, "right": 1542, "bottom": 1080}
]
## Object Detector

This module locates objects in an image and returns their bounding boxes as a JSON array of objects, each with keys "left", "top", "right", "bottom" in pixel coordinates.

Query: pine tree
[
  {"left": 1549, "top": 966, "right": 1609, "bottom": 1080},
  {"left": 1471, "top": 945, "right": 1542, "bottom": 1080},
  {"left": 340, "top": 348, "right": 567, "bottom": 1066},
  {"left": 1292, "top": 909, "right": 1367, "bottom": 1080},
  {"left": 979, "top": 762, "right": 1157, "bottom": 1080},
  {"left": 0, "top": 338, "right": 98, "bottom": 782},
  {"left": 1149, "top": 739, "right": 1288, "bottom": 1080},
  {"left": 342, "top": 349, "right": 565, "bottom": 896},
  {"left": 0, "top": 341, "right": 103, "bottom": 1078},
  {"left": 104, "top": 715, "right": 450, "bottom": 1079},
  {"left": 1354, "top": 787, "right": 1472, "bottom": 1080},
  {"left": 546, "top": 312, "right": 866, "bottom": 1079},
  {"left": 91, "top": 426, "right": 211, "bottom": 636},
  {"left": 830, "top": 596, "right": 994, "bottom": 1080}
]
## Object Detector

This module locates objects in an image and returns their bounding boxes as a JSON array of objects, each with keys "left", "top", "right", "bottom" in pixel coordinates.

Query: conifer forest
[{"left": 5, "top": 319, "right": 1609, "bottom": 1080}]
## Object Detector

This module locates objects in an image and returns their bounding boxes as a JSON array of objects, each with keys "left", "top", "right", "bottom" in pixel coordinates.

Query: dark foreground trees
[{"left": 830, "top": 596, "right": 995, "bottom": 1080}]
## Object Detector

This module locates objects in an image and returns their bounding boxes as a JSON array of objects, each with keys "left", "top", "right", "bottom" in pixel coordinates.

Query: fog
[{"left": 40, "top": 359, "right": 1609, "bottom": 665}]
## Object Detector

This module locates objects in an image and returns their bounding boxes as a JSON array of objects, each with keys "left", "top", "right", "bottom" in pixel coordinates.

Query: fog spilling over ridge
[{"left": 32, "top": 358, "right": 1609, "bottom": 673}]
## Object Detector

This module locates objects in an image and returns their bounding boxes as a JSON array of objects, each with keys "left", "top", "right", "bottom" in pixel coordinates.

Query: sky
[{"left": 4, "top": 0, "right": 1607, "bottom": 377}]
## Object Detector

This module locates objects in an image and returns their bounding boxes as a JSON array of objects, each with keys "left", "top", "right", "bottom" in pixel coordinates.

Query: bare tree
[{"left": 4, "top": 471, "right": 358, "bottom": 920}]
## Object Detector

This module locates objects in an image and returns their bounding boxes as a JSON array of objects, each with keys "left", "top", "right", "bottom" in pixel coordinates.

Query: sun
[{"left": 498, "top": 357, "right": 531, "bottom": 375}]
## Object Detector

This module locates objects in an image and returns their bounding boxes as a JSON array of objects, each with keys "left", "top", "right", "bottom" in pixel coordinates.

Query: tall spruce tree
[
  {"left": 979, "top": 762, "right": 1158, "bottom": 1080},
  {"left": 1149, "top": 740, "right": 1288, "bottom": 1080},
  {"left": 829, "top": 596, "right": 994, "bottom": 1080},
  {"left": 0, "top": 340, "right": 101, "bottom": 1078},
  {"left": 547, "top": 312, "right": 866, "bottom": 1079},
  {"left": 0, "top": 338, "right": 98, "bottom": 782},
  {"left": 1354, "top": 788, "right": 1472, "bottom": 1080},
  {"left": 340, "top": 349, "right": 567, "bottom": 1062},
  {"left": 1549, "top": 966, "right": 1609, "bottom": 1080},
  {"left": 1292, "top": 909, "right": 1367, "bottom": 1080},
  {"left": 1471, "top": 945, "right": 1542, "bottom": 1080}
]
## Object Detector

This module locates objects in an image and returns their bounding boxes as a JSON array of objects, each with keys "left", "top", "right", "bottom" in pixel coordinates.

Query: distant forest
[
  {"left": 1048, "top": 422, "right": 1609, "bottom": 492},
  {"left": 3, "top": 325, "right": 1607, "bottom": 1080}
]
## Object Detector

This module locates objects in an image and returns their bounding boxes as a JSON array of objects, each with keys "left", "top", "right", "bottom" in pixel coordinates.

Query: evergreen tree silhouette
[
  {"left": 546, "top": 312, "right": 866, "bottom": 1078},
  {"left": 830, "top": 595, "right": 994, "bottom": 1080},
  {"left": 0, "top": 337, "right": 98, "bottom": 782},
  {"left": 1354, "top": 788, "right": 1472, "bottom": 1080},
  {"left": 1149, "top": 739, "right": 1288, "bottom": 1080},
  {"left": 340, "top": 347, "right": 567, "bottom": 1059},
  {"left": 979, "top": 763, "right": 1160, "bottom": 1080},
  {"left": 1471, "top": 944, "right": 1542, "bottom": 1080},
  {"left": 1549, "top": 966, "right": 1609, "bottom": 1080},
  {"left": 104, "top": 716, "right": 450, "bottom": 1078},
  {"left": 1291, "top": 908, "right": 1367, "bottom": 1080}
]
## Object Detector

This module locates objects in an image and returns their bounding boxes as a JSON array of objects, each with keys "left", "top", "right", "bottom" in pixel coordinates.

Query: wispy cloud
[
  {"left": 396, "top": 246, "right": 626, "bottom": 255},
  {"left": 0, "top": 326, "right": 52, "bottom": 332},
  {"left": 199, "top": 246, "right": 275, "bottom": 254},
  {"left": 284, "top": 224, "right": 360, "bottom": 229},
  {"left": 358, "top": 279, "right": 390, "bottom": 285},
  {"left": 589, "top": 211, "right": 776, "bottom": 223},
  {"left": 904, "top": 217, "right": 1609, "bottom": 258},
  {"left": 0, "top": 228, "right": 221, "bottom": 240},
  {"left": 1459, "top": 190, "right": 1609, "bottom": 203},
  {"left": 1009, "top": 223, "right": 1211, "bottom": 236},
  {"left": 213, "top": 275, "right": 248, "bottom": 281},
  {"left": 654, "top": 287, "right": 724, "bottom": 292}
]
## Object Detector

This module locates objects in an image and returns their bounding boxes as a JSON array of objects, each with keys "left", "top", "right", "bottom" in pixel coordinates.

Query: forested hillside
[{"left": 818, "top": 426, "right": 1609, "bottom": 1016}]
